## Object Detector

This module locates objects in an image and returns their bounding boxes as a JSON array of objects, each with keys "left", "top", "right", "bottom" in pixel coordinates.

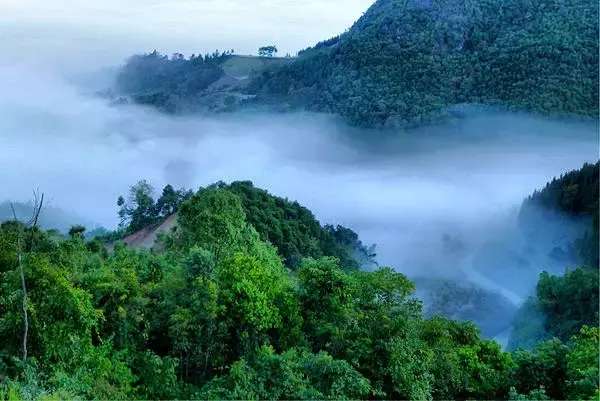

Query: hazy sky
[{"left": 1, "top": 0, "right": 373, "bottom": 71}]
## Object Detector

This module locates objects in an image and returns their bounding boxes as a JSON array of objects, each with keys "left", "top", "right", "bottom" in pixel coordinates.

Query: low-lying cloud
[{"left": 1, "top": 65, "right": 597, "bottom": 339}]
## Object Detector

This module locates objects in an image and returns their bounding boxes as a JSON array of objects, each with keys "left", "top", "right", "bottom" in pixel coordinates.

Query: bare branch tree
[{"left": 10, "top": 190, "right": 44, "bottom": 362}]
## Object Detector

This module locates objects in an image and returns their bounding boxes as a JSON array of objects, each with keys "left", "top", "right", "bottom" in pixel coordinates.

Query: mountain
[
  {"left": 250, "top": 0, "right": 599, "bottom": 126},
  {"left": 115, "top": 0, "right": 599, "bottom": 127}
]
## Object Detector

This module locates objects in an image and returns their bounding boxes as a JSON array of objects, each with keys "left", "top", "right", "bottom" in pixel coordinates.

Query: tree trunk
[{"left": 17, "top": 250, "right": 28, "bottom": 362}]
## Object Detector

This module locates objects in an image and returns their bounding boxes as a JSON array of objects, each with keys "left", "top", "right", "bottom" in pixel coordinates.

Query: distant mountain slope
[
  {"left": 251, "top": 0, "right": 599, "bottom": 126},
  {"left": 415, "top": 277, "right": 518, "bottom": 338},
  {"left": 0, "top": 201, "right": 97, "bottom": 234},
  {"left": 114, "top": 52, "right": 292, "bottom": 113}
]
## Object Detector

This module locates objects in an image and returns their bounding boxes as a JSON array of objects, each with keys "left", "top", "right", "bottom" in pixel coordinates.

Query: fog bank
[{"left": 1, "top": 66, "right": 597, "bottom": 337}]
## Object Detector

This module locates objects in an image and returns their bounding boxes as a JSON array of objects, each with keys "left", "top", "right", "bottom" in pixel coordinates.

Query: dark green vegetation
[
  {"left": 251, "top": 0, "right": 599, "bottom": 126},
  {"left": 115, "top": 52, "right": 291, "bottom": 113},
  {"left": 117, "top": 180, "right": 193, "bottom": 234},
  {"left": 0, "top": 177, "right": 598, "bottom": 400},
  {"left": 521, "top": 161, "right": 599, "bottom": 267},
  {"left": 225, "top": 181, "right": 376, "bottom": 269},
  {"left": 509, "top": 162, "right": 599, "bottom": 351},
  {"left": 115, "top": 51, "right": 228, "bottom": 112},
  {"left": 117, "top": 0, "right": 600, "bottom": 127},
  {"left": 116, "top": 180, "right": 375, "bottom": 269}
]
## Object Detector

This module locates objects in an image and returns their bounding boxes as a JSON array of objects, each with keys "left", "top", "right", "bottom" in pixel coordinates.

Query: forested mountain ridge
[{"left": 249, "top": 0, "right": 599, "bottom": 126}]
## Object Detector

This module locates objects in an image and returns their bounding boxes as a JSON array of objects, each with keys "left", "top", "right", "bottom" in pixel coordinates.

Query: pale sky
[{"left": 0, "top": 0, "right": 374, "bottom": 71}]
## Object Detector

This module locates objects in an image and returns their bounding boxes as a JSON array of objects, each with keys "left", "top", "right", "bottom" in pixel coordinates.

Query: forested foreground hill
[
  {"left": 251, "top": 0, "right": 599, "bottom": 126},
  {"left": 0, "top": 180, "right": 598, "bottom": 400}
]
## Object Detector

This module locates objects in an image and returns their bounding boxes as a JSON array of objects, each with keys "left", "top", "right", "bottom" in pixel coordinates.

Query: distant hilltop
[{"left": 113, "top": 0, "right": 599, "bottom": 127}]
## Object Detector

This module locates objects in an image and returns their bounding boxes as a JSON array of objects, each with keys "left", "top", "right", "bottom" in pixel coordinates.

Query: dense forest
[
  {"left": 0, "top": 167, "right": 598, "bottom": 400},
  {"left": 520, "top": 162, "right": 599, "bottom": 268},
  {"left": 251, "top": 0, "right": 599, "bottom": 126},
  {"left": 114, "top": 180, "right": 376, "bottom": 269},
  {"left": 509, "top": 162, "right": 599, "bottom": 351},
  {"left": 114, "top": 51, "right": 230, "bottom": 112},
  {"left": 116, "top": 0, "right": 599, "bottom": 127}
]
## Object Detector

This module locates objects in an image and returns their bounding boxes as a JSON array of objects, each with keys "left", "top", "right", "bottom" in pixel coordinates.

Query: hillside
[
  {"left": 250, "top": 0, "right": 599, "bottom": 126},
  {"left": 221, "top": 55, "right": 292, "bottom": 80},
  {"left": 1, "top": 179, "right": 598, "bottom": 400},
  {"left": 520, "top": 161, "right": 599, "bottom": 267},
  {"left": 114, "top": 52, "right": 292, "bottom": 113},
  {"left": 115, "top": 180, "right": 376, "bottom": 270},
  {"left": 509, "top": 162, "right": 599, "bottom": 350},
  {"left": 114, "top": 0, "right": 599, "bottom": 126}
]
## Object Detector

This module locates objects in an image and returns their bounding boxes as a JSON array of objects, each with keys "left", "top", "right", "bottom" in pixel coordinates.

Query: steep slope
[
  {"left": 116, "top": 181, "right": 376, "bottom": 270},
  {"left": 225, "top": 181, "right": 376, "bottom": 269},
  {"left": 122, "top": 212, "right": 178, "bottom": 249},
  {"left": 251, "top": 0, "right": 599, "bottom": 126},
  {"left": 519, "top": 161, "right": 599, "bottom": 267}
]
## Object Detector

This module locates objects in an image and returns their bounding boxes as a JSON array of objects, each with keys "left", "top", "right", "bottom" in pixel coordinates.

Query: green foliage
[
  {"left": 566, "top": 326, "right": 600, "bottom": 400},
  {"left": 0, "top": 180, "right": 597, "bottom": 400},
  {"left": 251, "top": 0, "right": 598, "bottom": 126},
  {"left": 522, "top": 161, "right": 599, "bottom": 267},
  {"left": 226, "top": 181, "right": 374, "bottom": 269},
  {"left": 175, "top": 187, "right": 252, "bottom": 257},
  {"left": 117, "top": 180, "right": 192, "bottom": 235},
  {"left": 508, "top": 386, "right": 550, "bottom": 400},
  {"left": 512, "top": 338, "right": 569, "bottom": 399},
  {"left": 214, "top": 251, "right": 297, "bottom": 353},
  {"left": 132, "top": 351, "right": 180, "bottom": 400},
  {"left": 200, "top": 346, "right": 372, "bottom": 400},
  {"left": 420, "top": 317, "right": 514, "bottom": 400},
  {"left": 507, "top": 297, "right": 549, "bottom": 351},
  {"left": 510, "top": 267, "right": 599, "bottom": 351},
  {"left": 116, "top": 50, "right": 229, "bottom": 112},
  {"left": 537, "top": 268, "right": 599, "bottom": 341},
  {"left": 511, "top": 327, "right": 600, "bottom": 400},
  {"left": 511, "top": 162, "right": 600, "bottom": 350},
  {"left": 0, "top": 227, "right": 136, "bottom": 400},
  {"left": 258, "top": 46, "right": 278, "bottom": 58},
  {"left": 524, "top": 162, "right": 599, "bottom": 218}
]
